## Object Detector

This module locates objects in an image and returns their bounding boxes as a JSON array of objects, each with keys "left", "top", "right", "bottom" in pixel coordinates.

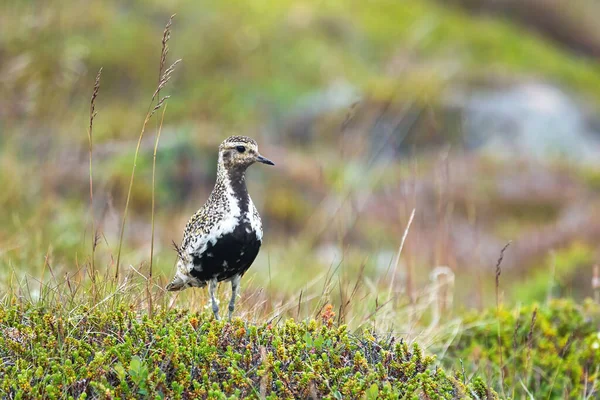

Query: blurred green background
[{"left": 2, "top": 0, "right": 600, "bottom": 327}]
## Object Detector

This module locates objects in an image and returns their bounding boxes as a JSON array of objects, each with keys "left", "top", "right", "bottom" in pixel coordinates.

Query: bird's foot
[{"left": 212, "top": 301, "right": 220, "bottom": 320}]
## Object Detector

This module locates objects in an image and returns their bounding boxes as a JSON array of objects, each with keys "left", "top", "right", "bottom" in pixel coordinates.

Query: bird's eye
[{"left": 236, "top": 146, "right": 246, "bottom": 153}]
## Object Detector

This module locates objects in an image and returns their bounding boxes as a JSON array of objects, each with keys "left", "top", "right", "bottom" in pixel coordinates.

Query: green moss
[
  {"left": 511, "top": 242, "right": 596, "bottom": 303},
  {"left": 440, "top": 299, "right": 600, "bottom": 398},
  {"left": 0, "top": 304, "right": 494, "bottom": 399}
]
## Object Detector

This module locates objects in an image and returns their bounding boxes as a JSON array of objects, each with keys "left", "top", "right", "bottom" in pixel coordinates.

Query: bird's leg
[
  {"left": 228, "top": 274, "right": 241, "bottom": 321},
  {"left": 209, "top": 278, "right": 220, "bottom": 320}
]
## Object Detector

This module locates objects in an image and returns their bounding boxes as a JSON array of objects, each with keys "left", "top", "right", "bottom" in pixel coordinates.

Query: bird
[{"left": 166, "top": 135, "right": 274, "bottom": 320}]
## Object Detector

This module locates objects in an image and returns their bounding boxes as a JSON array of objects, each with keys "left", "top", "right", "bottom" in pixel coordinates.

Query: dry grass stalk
[
  {"left": 148, "top": 15, "right": 175, "bottom": 315},
  {"left": 159, "top": 15, "right": 175, "bottom": 80},
  {"left": 296, "top": 289, "right": 303, "bottom": 320},
  {"left": 525, "top": 307, "right": 537, "bottom": 373},
  {"left": 389, "top": 207, "right": 416, "bottom": 296},
  {"left": 115, "top": 15, "right": 180, "bottom": 280},
  {"left": 148, "top": 104, "right": 168, "bottom": 318},
  {"left": 88, "top": 67, "right": 102, "bottom": 301},
  {"left": 495, "top": 241, "right": 511, "bottom": 309},
  {"left": 338, "top": 261, "right": 365, "bottom": 325},
  {"left": 171, "top": 240, "right": 184, "bottom": 260},
  {"left": 512, "top": 315, "right": 521, "bottom": 352},
  {"left": 494, "top": 241, "right": 511, "bottom": 397}
]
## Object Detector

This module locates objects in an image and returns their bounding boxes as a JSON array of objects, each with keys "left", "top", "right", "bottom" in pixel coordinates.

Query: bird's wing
[
  {"left": 250, "top": 201, "right": 263, "bottom": 241},
  {"left": 180, "top": 205, "right": 212, "bottom": 254}
]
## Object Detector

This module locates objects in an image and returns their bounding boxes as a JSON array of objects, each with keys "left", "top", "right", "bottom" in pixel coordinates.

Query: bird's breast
[
  {"left": 190, "top": 214, "right": 262, "bottom": 282},
  {"left": 234, "top": 212, "right": 261, "bottom": 242}
]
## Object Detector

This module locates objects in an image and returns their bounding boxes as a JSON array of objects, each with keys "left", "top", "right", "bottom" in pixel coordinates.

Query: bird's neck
[{"left": 216, "top": 162, "right": 250, "bottom": 213}]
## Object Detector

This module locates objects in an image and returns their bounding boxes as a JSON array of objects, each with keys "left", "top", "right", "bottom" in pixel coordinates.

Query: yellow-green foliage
[
  {"left": 511, "top": 242, "right": 596, "bottom": 303},
  {"left": 3, "top": 0, "right": 600, "bottom": 135},
  {"left": 0, "top": 303, "right": 497, "bottom": 399},
  {"left": 441, "top": 299, "right": 600, "bottom": 398}
]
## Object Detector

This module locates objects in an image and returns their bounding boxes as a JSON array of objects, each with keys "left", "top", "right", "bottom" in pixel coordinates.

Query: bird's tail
[
  {"left": 166, "top": 275, "right": 186, "bottom": 291},
  {"left": 166, "top": 251, "right": 189, "bottom": 291}
]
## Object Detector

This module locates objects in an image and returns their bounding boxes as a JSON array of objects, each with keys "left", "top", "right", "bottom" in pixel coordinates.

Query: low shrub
[
  {"left": 441, "top": 299, "right": 600, "bottom": 398},
  {"left": 0, "top": 303, "right": 496, "bottom": 399}
]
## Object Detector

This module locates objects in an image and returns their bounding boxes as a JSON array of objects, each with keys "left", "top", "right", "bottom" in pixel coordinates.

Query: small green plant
[
  {"left": 0, "top": 302, "right": 497, "bottom": 399},
  {"left": 439, "top": 299, "right": 600, "bottom": 398}
]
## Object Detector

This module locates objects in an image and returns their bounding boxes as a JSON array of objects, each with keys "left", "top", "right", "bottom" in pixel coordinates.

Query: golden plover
[{"left": 166, "top": 135, "right": 274, "bottom": 320}]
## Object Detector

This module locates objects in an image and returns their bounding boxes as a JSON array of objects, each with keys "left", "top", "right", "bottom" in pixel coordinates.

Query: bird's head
[{"left": 218, "top": 135, "right": 274, "bottom": 171}]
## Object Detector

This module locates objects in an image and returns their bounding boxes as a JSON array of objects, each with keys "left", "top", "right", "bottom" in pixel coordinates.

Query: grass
[
  {"left": 2, "top": 276, "right": 598, "bottom": 398},
  {"left": 440, "top": 299, "right": 600, "bottom": 398},
  {"left": 87, "top": 67, "right": 102, "bottom": 294},
  {"left": 114, "top": 16, "right": 180, "bottom": 281},
  {"left": 149, "top": 14, "right": 178, "bottom": 318}
]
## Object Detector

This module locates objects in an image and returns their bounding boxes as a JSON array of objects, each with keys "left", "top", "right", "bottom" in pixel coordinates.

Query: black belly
[{"left": 190, "top": 222, "right": 261, "bottom": 283}]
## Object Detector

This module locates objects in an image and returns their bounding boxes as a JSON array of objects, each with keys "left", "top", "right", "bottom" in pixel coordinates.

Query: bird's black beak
[{"left": 256, "top": 154, "right": 275, "bottom": 166}]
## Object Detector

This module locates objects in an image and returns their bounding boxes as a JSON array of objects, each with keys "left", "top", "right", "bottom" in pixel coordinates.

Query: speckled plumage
[{"left": 166, "top": 135, "right": 274, "bottom": 320}]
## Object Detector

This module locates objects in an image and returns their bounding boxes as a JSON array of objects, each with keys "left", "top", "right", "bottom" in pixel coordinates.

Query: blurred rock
[
  {"left": 446, "top": 82, "right": 600, "bottom": 164},
  {"left": 279, "top": 81, "right": 360, "bottom": 144}
]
